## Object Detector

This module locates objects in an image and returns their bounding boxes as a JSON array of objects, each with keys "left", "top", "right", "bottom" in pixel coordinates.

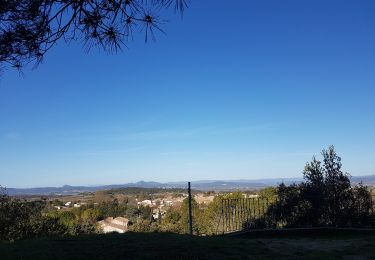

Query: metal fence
[
  {"left": 217, "top": 195, "right": 375, "bottom": 234},
  {"left": 218, "top": 198, "right": 271, "bottom": 233}
]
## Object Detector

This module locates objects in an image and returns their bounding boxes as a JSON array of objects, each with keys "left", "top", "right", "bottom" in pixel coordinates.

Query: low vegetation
[
  {"left": 1, "top": 146, "right": 375, "bottom": 259},
  {"left": 247, "top": 146, "right": 375, "bottom": 229}
]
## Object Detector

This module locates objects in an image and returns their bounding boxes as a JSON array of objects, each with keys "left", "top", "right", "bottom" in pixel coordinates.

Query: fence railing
[
  {"left": 218, "top": 198, "right": 271, "bottom": 233},
  {"left": 217, "top": 195, "right": 375, "bottom": 234}
]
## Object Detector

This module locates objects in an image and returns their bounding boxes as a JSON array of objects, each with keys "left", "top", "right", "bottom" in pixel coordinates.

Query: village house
[
  {"left": 161, "top": 200, "right": 173, "bottom": 206},
  {"left": 98, "top": 217, "right": 129, "bottom": 233},
  {"left": 245, "top": 194, "right": 259, "bottom": 199},
  {"left": 194, "top": 194, "right": 215, "bottom": 205},
  {"left": 137, "top": 199, "right": 156, "bottom": 207}
]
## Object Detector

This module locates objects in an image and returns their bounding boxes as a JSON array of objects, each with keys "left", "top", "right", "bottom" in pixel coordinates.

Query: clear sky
[{"left": 1, "top": 0, "right": 375, "bottom": 188}]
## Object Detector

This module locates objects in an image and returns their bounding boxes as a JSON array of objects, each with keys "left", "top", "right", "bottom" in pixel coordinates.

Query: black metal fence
[
  {"left": 217, "top": 195, "right": 375, "bottom": 234},
  {"left": 218, "top": 197, "right": 271, "bottom": 233}
]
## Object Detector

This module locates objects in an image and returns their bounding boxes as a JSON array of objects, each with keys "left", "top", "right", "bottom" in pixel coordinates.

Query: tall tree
[
  {"left": 301, "top": 156, "right": 325, "bottom": 226},
  {"left": 266, "top": 146, "right": 374, "bottom": 228},
  {"left": 321, "top": 145, "right": 352, "bottom": 225},
  {"left": 0, "top": 0, "right": 188, "bottom": 71}
]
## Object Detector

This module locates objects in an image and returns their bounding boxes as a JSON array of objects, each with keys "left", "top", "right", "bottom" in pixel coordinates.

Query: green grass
[{"left": 1, "top": 230, "right": 375, "bottom": 259}]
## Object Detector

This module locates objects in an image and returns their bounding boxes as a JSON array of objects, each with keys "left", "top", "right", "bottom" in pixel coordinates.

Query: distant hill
[
  {"left": 5, "top": 175, "right": 375, "bottom": 196},
  {"left": 351, "top": 175, "right": 375, "bottom": 185}
]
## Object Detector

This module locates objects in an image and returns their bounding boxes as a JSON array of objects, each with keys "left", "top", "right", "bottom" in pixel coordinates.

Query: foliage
[
  {"left": 58, "top": 211, "right": 77, "bottom": 228},
  {"left": 69, "top": 221, "right": 98, "bottom": 236},
  {"left": 0, "top": 0, "right": 188, "bottom": 71},
  {"left": 0, "top": 188, "right": 68, "bottom": 241},
  {"left": 81, "top": 208, "right": 102, "bottom": 223},
  {"left": 128, "top": 219, "right": 159, "bottom": 232},
  {"left": 159, "top": 208, "right": 183, "bottom": 233},
  {"left": 258, "top": 187, "right": 277, "bottom": 199},
  {"left": 266, "top": 146, "right": 375, "bottom": 228},
  {"left": 96, "top": 199, "right": 127, "bottom": 218},
  {"left": 3, "top": 145, "right": 374, "bottom": 241}
]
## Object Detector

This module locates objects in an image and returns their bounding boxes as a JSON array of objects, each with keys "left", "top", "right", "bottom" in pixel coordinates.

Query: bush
[
  {"left": 264, "top": 146, "right": 375, "bottom": 228},
  {"left": 128, "top": 220, "right": 158, "bottom": 232},
  {"left": 0, "top": 189, "right": 68, "bottom": 241},
  {"left": 69, "top": 221, "right": 98, "bottom": 235}
]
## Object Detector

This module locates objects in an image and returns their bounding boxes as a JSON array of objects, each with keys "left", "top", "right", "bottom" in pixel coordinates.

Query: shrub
[
  {"left": 265, "top": 146, "right": 375, "bottom": 228},
  {"left": 0, "top": 189, "right": 67, "bottom": 241}
]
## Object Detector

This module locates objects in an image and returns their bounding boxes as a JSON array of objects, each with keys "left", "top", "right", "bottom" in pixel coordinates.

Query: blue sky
[{"left": 1, "top": 0, "right": 375, "bottom": 188}]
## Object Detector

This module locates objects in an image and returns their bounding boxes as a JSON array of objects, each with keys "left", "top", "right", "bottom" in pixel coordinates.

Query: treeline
[
  {"left": 0, "top": 191, "right": 72, "bottom": 242},
  {"left": 47, "top": 200, "right": 154, "bottom": 230},
  {"left": 107, "top": 187, "right": 191, "bottom": 195},
  {"left": 258, "top": 146, "right": 375, "bottom": 229},
  {"left": 1, "top": 146, "right": 374, "bottom": 241},
  {"left": 127, "top": 192, "right": 248, "bottom": 235},
  {"left": 217, "top": 146, "right": 375, "bottom": 231},
  {"left": 122, "top": 147, "right": 375, "bottom": 234},
  {"left": 0, "top": 185, "right": 244, "bottom": 241},
  {"left": 0, "top": 189, "right": 154, "bottom": 242}
]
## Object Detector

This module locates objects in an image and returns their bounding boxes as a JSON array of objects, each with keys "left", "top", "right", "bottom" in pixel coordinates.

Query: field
[{"left": 1, "top": 229, "right": 375, "bottom": 259}]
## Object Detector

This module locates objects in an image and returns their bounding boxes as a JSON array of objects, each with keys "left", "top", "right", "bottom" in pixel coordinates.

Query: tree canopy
[
  {"left": 266, "top": 146, "right": 374, "bottom": 228},
  {"left": 0, "top": 0, "right": 188, "bottom": 71}
]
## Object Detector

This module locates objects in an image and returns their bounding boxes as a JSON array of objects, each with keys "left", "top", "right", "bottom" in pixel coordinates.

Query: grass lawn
[{"left": 1, "top": 230, "right": 375, "bottom": 259}]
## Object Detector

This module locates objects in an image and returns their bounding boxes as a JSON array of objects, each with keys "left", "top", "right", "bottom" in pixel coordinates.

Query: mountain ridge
[{"left": 5, "top": 175, "right": 375, "bottom": 195}]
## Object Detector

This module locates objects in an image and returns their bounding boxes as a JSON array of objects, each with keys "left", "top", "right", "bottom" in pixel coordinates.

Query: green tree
[
  {"left": 267, "top": 146, "right": 375, "bottom": 228},
  {"left": 128, "top": 219, "right": 159, "bottom": 233},
  {"left": 82, "top": 208, "right": 102, "bottom": 223},
  {"left": 0, "top": 0, "right": 188, "bottom": 71},
  {"left": 58, "top": 211, "right": 77, "bottom": 228},
  {"left": 0, "top": 188, "right": 67, "bottom": 241},
  {"left": 259, "top": 187, "right": 277, "bottom": 200},
  {"left": 321, "top": 146, "right": 353, "bottom": 225},
  {"left": 180, "top": 197, "right": 200, "bottom": 234}
]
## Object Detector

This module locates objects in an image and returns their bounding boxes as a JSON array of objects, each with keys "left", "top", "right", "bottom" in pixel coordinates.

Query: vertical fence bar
[
  {"left": 230, "top": 199, "right": 233, "bottom": 232},
  {"left": 238, "top": 198, "right": 241, "bottom": 231},
  {"left": 257, "top": 198, "right": 260, "bottom": 219},
  {"left": 227, "top": 199, "right": 229, "bottom": 232},
  {"left": 266, "top": 197, "right": 269, "bottom": 228},
  {"left": 225, "top": 199, "right": 228, "bottom": 232},
  {"left": 253, "top": 198, "right": 256, "bottom": 220},
  {"left": 248, "top": 198, "right": 251, "bottom": 229},
  {"left": 232, "top": 199, "right": 235, "bottom": 231},
  {"left": 248, "top": 198, "right": 252, "bottom": 228},
  {"left": 245, "top": 198, "right": 248, "bottom": 228},
  {"left": 226, "top": 199, "right": 229, "bottom": 232},
  {"left": 233, "top": 199, "right": 235, "bottom": 231},
  {"left": 250, "top": 198, "right": 253, "bottom": 228},
  {"left": 188, "top": 182, "right": 193, "bottom": 235},
  {"left": 238, "top": 198, "right": 242, "bottom": 231},
  {"left": 236, "top": 199, "right": 239, "bottom": 231},
  {"left": 262, "top": 198, "right": 265, "bottom": 216},
  {"left": 243, "top": 199, "right": 247, "bottom": 230},
  {"left": 235, "top": 199, "right": 238, "bottom": 231}
]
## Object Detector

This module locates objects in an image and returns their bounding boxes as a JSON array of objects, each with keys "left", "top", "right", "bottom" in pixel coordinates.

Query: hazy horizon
[{"left": 7, "top": 173, "right": 375, "bottom": 189}]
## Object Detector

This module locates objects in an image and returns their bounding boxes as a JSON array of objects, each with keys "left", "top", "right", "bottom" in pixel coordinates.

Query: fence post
[{"left": 188, "top": 182, "right": 193, "bottom": 235}]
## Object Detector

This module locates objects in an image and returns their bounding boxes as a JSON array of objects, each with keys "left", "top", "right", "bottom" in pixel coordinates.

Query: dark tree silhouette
[
  {"left": 264, "top": 146, "right": 375, "bottom": 228},
  {"left": 0, "top": 187, "right": 68, "bottom": 241},
  {"left": 0, "top": 0, "right": 188, "bottom": 71}
]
